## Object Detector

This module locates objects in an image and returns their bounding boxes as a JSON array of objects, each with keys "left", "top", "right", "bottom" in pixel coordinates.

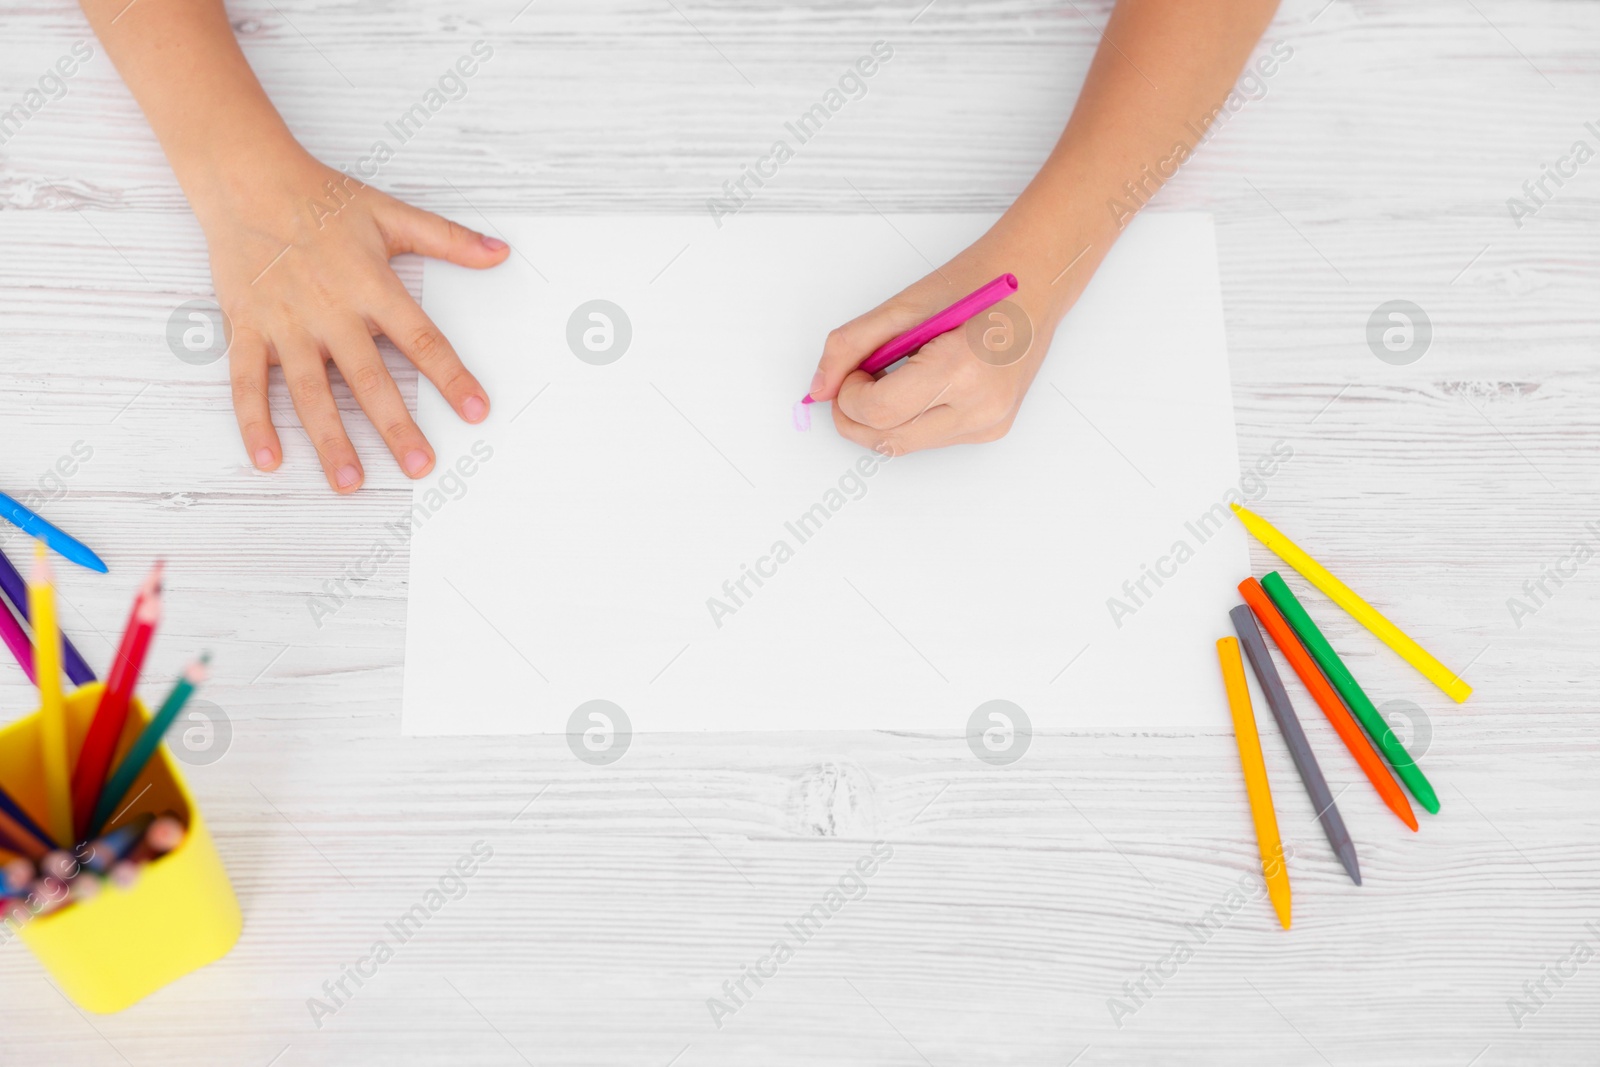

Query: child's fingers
[
  {"left": 227, "top": 329, "right": 282, "bottom": 472},
  {"left": 327, "top": 325, "right": 435, "bottom": 479},
  {"left": 834, "top": 350, "right": 961, "bottom": 431},
  {"left": 810, "top": 299, "right": 930, "bottom": 403},
  {"left": 278, "top": 337, "right": 364, "bottom": 493},
  {"left": 937, "top": 420, "right": 1016, "bottom": 447},
  {"left": 378, "top": 201, "right": 510, "bottom": 269},
  {"left": 830, "top": 383, "right": 966, "bottom": 456},
  {"left": 372, "top": 286, "right": 489, "bottom": 424}
]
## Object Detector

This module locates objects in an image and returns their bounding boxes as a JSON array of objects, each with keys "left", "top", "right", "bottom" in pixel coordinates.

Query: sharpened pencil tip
[
  {"left": 800, "top": 394, "right": 815, "bottom": 405},
  {"left": 185, "top": 653, "right": 211, "bottom": 686},
  {"left": 135, "top": 589, "right": 162, "bottom": 624},
  {"left": 138, "top": 561, "right": 165, "bottom": 609}
]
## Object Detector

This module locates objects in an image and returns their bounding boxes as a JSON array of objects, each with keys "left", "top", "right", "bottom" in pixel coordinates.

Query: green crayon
[{"left": 1261, "top": 572, "right": 1439, "bottom": 815}]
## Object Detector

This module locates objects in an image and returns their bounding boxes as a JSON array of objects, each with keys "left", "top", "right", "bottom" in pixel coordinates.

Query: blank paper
[{"left": 401, "top": 213, "right": 1249, "bottom": 735}]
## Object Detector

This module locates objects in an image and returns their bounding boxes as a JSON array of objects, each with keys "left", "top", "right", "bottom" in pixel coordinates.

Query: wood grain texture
[{"left": 1, "top": 0, "right": 1598, "bottom": 1064}]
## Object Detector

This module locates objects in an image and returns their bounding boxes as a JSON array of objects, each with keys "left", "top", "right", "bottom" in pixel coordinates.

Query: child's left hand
[{"left": 805, "top": 226, "right": 1084, "bottom": 456}]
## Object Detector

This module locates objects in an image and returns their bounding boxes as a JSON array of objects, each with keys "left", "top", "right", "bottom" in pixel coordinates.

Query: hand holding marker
[{"left": 800, "top": 274, "right": 1019, "bottom": 405}]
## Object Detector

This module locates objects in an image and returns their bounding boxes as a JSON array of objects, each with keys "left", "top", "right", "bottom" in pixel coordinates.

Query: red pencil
[
  {"left": 70, "top": 562, "right": 162, "bottom": 841},
  {"left": 1238, "top": 577, "right": 1419, "bottom": 832}
]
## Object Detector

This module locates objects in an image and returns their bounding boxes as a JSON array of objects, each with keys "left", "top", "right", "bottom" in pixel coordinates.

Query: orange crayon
[{"left": 1217, "top": 636, "right": 1292, "bottom": 930}]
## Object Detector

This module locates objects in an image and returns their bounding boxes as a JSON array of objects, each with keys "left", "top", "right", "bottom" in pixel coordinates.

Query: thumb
[
  {"left": 382, "top": 202, "right": 511, "bottom": 269},
  {"left": 809, "top": 299, "right": 929, "bottom": 403}
]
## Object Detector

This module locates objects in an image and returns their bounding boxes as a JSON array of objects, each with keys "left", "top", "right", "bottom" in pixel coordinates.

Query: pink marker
[{"left": 801, "top": 273, "right": 1018, "bottom": 404}]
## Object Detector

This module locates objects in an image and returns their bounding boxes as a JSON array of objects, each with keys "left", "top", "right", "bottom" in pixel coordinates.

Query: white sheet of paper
[{"left": 401, "top": 212, "right": 1249, "bottom": 736}]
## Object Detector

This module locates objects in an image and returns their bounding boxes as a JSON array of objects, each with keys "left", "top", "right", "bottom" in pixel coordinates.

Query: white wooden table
[{"left": 2, "top": 1, "right": 1597, "bottom": 1063}]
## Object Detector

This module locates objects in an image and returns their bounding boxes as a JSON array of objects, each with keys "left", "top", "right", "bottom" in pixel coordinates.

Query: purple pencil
[{"left": 0, "top": 544, "right": 94, "bottom": 686}]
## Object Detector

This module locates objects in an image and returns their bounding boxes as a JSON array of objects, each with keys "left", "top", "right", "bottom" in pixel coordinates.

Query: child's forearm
[
  {"left": 77, "top": 0, "right": 304, "bottom": 225},
  {"left": 808, "top": 0, "right": 1283, "bottom": 453},
  {"left": 997, "top": 0, "right": 1283, "bottom": 318}
]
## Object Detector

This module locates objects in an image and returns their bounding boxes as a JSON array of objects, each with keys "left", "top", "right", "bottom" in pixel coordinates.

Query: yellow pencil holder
[{"left": 0, "top": 683, "right": 242, "bottom": 1013}]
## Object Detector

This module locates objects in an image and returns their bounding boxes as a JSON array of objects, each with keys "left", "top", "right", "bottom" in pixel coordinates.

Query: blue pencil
[
  {"left": 0, "top": 493, "right": 106, "bottom": 574},
  {"left": 0, "top": 545, "right": 96, "bottom": 686}
]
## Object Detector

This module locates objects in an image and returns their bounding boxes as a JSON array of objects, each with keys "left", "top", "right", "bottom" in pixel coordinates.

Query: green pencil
[
  {"left": 86, "top": 653, "right": 210, "bottom": 840},
  {"left": 1261, "top": 573, "right": 1440, "bottom": 815}
]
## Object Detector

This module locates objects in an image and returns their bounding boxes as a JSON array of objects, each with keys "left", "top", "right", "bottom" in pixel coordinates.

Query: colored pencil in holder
[
  {"left": 27, "top": 545, "right": 73, "bottom": 848},
  {"left": 72, "top": 563, "right": 162, "bottom": 841},
  {"left": 0, "top": 682, "right": 241, "bottom": 1013},
  {"left": 87, "top": 653, "right": 209, "bottom": 839},
  {"left": 0, "top": 544, "right": 95, "bottom": 687}
]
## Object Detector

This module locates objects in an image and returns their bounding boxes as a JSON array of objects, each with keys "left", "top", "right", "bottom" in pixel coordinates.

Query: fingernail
[
  {"left": 336, "top": 465, "right": 361, "bottom": 489},
  {"left": 808, "top": 369, "right": 824, "bottom": 396},
  {"left": 481, "top": 235, "right": 508, "bottom": 252},
  {"left": 253, "top": 448, "right": 275, "bottom": 470},
  {"left": 462, "top": 395, "right": 488, "bottom": 423},
  {"left": 403, "top": 450, "right": 431, "bottom": 477}
]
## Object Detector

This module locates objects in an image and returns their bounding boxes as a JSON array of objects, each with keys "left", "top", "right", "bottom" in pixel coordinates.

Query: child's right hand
[{"left": 192, "top": 148, "right": 510, "bottom": 493}]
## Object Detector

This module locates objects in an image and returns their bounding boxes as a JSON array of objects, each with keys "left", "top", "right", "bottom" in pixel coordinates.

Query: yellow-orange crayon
[{"left": 1217, "top": 636, "right": 1291, "bottom": 930}]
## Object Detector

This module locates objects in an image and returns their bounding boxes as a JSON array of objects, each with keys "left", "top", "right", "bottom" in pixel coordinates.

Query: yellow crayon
[
  {"left": 28, "top": 542, "right": 72, "bottom": 847},
  {"left": 1231, "top": 503, "right": 1472, "bottom": 704},
  {"left": 1217, "top": 637, "right": 1291, "bottom": 930}
]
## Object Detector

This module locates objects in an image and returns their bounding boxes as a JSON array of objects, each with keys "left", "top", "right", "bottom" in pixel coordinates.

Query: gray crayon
[{"left": 1230, "top": 604, "right": 1361, "bottom": 886}]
